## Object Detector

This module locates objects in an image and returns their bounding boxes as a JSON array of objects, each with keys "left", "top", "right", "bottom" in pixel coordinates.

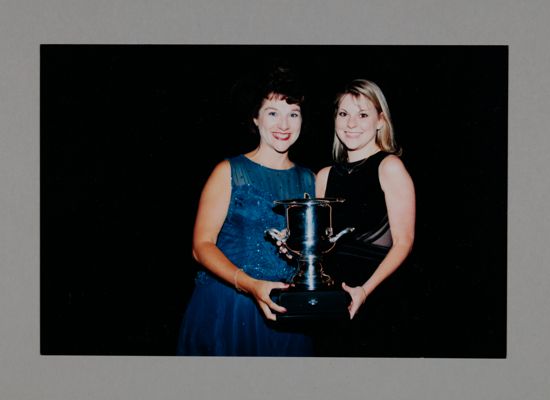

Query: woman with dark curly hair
[{"left": 177, "top": 66, "right": 315, "bottom": 356}]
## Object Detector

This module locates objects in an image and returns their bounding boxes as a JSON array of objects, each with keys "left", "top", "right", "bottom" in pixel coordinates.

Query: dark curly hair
[
  {"left": 249, "top": 65, "right": 306, "bottom": 120},
  {"left": 229, "top": 61, "right": 307, "bottom": 143}
]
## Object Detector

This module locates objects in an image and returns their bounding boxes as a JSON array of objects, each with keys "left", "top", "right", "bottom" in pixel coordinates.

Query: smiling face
[
  {"left": 253, "top": 94, "right": 302, "bottom": 154},
  {"left": 335, "top": 93, "right": 385, "bottom": 159}
]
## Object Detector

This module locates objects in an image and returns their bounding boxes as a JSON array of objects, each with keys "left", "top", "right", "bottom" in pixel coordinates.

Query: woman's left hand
[{"left": 342, "top": 282, "right": 367, "bottom": 319}]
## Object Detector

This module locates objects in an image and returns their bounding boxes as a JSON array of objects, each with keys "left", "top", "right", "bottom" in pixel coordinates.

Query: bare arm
[
  {"left": 343, "top": 155, "right": 416, "bottom": 318},
  {"left": 192, "top": 160, "right": 289, "bottom": 320},
  {"left": 192, "top": 160, "right": 234, "bottom": 281}
]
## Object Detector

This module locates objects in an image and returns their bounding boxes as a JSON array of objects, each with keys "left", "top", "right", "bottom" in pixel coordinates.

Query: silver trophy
[{"left": 266, "top": 194, "right": 354, "bottom": 319}]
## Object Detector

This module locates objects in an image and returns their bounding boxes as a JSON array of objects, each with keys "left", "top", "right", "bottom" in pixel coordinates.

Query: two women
[{"left": 179, "top": 74, "right": 415, "bottom": 357}]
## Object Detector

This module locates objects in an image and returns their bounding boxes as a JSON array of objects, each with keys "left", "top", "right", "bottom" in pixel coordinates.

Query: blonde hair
[{"left": 332, "top": 79, "right": 401, "bottom": 162}]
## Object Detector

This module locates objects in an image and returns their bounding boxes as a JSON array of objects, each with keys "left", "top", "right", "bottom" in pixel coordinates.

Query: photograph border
[{"left": 1, "top": 1, "right": 549, "bottom": 399}]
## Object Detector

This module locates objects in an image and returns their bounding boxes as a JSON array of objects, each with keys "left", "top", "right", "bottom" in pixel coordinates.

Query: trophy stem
[{"left": 291, "top": 255, "right": 334, "bottom": 291}]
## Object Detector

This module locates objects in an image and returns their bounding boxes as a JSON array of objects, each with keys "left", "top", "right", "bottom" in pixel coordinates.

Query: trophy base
[{"left": 270, "top": 288, "right": 351, "bottom": 321}]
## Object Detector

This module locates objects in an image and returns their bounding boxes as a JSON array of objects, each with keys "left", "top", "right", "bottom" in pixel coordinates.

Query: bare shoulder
[
  {"left": 209, "top": 159, "right": 231, "bottom": 179},
  {"left": 315, "top": 166, "right": 332, "bottom": 197},
  {"left": 316, "top": 166, "right": 332, "bottom": 180},
  {"left": 213, "top": 159, "right": 231, "bottom": 173},
  {"left": 379, "top": 154, "right": 408, "bottom": 177},
  {"left": 380, "top": 154, "right": 404, "bottom": 169},
  {"left": 201, "top": 159, "right": 231, "bottom": 193},
  {"left": 379, "top": 154, "right": 413, "bottom": 190}
]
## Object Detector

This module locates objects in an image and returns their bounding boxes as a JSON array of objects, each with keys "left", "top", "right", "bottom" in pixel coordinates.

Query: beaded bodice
[{"left": 195, "top": 154, "right": 315, "bottom": 285}]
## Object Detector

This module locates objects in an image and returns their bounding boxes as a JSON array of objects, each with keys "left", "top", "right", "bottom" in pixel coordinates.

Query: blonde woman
[{"left": 315, "top": 79, "right": 415, "bottom": 355}]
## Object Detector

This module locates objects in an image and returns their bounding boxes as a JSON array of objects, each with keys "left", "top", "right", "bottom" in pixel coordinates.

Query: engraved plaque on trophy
[{"left": 266, "top": 194, "right": 354, "bottom": 321}]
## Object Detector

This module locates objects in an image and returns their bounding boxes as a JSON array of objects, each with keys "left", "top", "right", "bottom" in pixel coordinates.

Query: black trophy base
[{"left": 271, "top": 288, "right": 351, "bottom": 322}]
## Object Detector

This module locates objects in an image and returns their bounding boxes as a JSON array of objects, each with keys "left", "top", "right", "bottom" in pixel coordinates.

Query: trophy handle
[
  {"left": 265, "top": 228, "right": 289, "bottom": 243},
  {"left": 328, "top": 227, "right": 355, "bottom": 243}
]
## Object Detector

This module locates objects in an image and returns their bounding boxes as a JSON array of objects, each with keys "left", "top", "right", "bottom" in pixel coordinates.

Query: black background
[{"left": 41, "top": 45, "right": 507, "bottom": 357}]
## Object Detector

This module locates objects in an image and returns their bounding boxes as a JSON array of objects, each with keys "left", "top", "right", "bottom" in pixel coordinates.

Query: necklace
[
  {"left": 345, "top": 157, "right": 369, "bottom": 175},
  {"left": 344, "top": 150, "right": 381, "bottom": 175}
]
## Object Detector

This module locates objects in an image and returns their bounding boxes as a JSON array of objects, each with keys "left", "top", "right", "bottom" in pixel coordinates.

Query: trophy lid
[{"left": 273, "top": 193, "right": 345, "bottom": 206}]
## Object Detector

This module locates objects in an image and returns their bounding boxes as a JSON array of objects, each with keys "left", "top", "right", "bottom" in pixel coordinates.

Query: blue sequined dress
[{"left": 177, "top": 154, "right": 315, "bottom": 356}]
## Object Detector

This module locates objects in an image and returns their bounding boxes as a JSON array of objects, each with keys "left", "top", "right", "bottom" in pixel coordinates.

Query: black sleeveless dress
[
  {"left": 324, "top": 151, "right": 392, "bottom": 287},
  {"left": 316, "top": 151, "right": 404, "bottom": 357}
]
